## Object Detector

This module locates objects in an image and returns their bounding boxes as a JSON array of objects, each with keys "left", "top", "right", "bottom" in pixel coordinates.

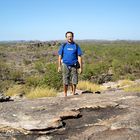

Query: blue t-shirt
[{"left": 58, "top": 42, "right": 83, "bottom": 66}]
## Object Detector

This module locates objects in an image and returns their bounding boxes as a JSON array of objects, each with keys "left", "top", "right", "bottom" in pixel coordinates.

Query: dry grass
[
  {"left": 77, "top": 81, "right": 103, "bottom": 92},
  {"left": 5, "top": 85, "right": 24, "bottom": 96},
  {"left": 118, "top": 79, "right": 140, "bottom": 92},
  {"left": 6, "top": 85, "right": 57, "bottom": 99},
  {"left": 26, "top": 86, "right": 57, "bottom": 99},
  {"left": 124, "top": 84, "right": 140, "bottom": 92},
  {"left": 118, "top": 79, "right": 134, "bottom": 87}
]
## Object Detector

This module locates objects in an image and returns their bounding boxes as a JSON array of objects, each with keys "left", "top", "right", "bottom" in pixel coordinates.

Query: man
[{"left": 58, "top": 31, "right": 83, "bottom": 97}]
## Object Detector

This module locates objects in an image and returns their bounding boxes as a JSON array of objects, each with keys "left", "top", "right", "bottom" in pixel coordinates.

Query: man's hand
[
  {"left": 78, "top": 68, "right": 82, "bottom": 74},
  {"left": 58, "top": 66, "right": 62, "bottom": 72},
  {"left": 78, "top": 56, "right": 82, "bottom": 74}
]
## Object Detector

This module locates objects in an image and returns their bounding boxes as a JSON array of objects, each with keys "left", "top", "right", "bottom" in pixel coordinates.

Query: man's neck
[{"left": 67, "top": 41, "right": 74, "bottom": 44}]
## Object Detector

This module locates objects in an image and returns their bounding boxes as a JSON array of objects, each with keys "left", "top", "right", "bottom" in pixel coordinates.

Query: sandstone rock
[
  {"left": 0, "top": 91, "right": 139, "bottom": 139},
  {"left": 0, "top": 92, "right": 11, "bottom": 102}
]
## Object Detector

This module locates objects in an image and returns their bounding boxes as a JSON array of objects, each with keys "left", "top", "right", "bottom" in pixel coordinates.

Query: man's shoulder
[
  {"left": 75, "top": 43, "right": 80, "bottom": 47},
  {"left": 61, "top": 42, "right": 80, "bottom": 48},
  {"left": 60, "top": 42, "right": 67, "bottom": 48}
]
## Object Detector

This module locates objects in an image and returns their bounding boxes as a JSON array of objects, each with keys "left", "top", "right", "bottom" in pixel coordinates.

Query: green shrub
[
  {"left": 41, "top": 63, "right": 62, "bottom": 90},
  {"left": 9, "top": 69, "right": 24, "bottom": 82},
  {"left": 1, "top": 41, "right": 140, "bottom": 93},
  {"left": 23, "top": 58, "right": 32, "bottom": 65},
  {"left": 25, "top": 75, "right": 43, "bottom": 87},
  {"left": 80, "top": 42, "right": 140, "bottom": 82}
]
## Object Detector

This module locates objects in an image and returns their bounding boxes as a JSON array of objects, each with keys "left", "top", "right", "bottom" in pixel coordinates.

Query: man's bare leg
[
  {"left": 72, "top": 84, "right": 76, "bottom": 95},
  {"left": 64, "top": 85, "right": 68, "bottom": 97},
  {"left": 70, "top": 84, "right": 73, "bottom": 94}
]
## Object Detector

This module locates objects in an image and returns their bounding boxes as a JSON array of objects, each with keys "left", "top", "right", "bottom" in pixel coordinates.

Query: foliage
[
  {"left": 1, "top": 41, "right": 140, "bottom": 94},
  {"left": 80, "top": 42, "right": 140, "bottom": 82},
  {"left": 41, "top": 63, "right": 62, "bottom": 90},
  {"left": 25, "top": 63, "right": 62, "bottom": 90},
  {"left": 25, "top": 75, "right": 43, "bottom": 87}
]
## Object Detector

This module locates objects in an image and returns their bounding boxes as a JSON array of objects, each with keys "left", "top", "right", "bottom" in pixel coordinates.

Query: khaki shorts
[{"left": 62, "top": 63, "right": 78, "bottom": 85}]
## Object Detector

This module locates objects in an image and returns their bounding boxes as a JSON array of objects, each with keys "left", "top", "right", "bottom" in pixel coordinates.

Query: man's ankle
[{"left": 72, "top": 92, "right": 75, "bottom": 95}]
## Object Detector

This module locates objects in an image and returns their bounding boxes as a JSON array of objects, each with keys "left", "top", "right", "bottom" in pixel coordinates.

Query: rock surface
[{"left": 0, "top": 90, "right": 140, "bottom": 140}]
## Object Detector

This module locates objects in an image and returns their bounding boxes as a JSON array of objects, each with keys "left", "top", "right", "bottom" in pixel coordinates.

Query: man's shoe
[{"left": 73, "top": 93, "right": 79, "bottom": 95}]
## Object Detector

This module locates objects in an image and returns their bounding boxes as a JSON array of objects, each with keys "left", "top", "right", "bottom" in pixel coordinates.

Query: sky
[{"left": 0, "top": 0, "right": 140, "bottom": 41}]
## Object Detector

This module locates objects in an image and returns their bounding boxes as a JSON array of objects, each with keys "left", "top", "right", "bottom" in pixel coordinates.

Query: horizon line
[{"left": 0, "top": 39, "right": 140, "bottom": 42}]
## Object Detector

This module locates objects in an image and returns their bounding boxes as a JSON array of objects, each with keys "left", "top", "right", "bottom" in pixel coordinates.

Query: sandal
[{"left": 73, "top": 93, "right": 79, "bottom": 95}]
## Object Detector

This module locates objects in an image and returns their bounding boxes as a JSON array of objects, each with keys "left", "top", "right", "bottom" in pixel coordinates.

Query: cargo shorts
[{"left": 62, "top": 63, "right": 78, "bottom": 85}]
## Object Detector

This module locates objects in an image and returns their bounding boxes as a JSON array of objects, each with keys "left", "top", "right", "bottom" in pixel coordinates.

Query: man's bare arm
[
  {"left": 58, "top": 55, "right": 62, "bottom": 72},
  {"left": 78, "top": 56, "right": 83, "bottom": 74}
]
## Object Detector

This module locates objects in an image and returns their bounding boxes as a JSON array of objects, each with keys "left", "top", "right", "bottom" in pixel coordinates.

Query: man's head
[{"left": 65, "top": 31, "right": 74, "bottom": 43}]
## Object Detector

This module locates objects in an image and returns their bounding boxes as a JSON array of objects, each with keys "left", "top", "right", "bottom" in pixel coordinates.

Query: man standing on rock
[{"left": 58, "top": 31, "right": 83, "bottom": 97}]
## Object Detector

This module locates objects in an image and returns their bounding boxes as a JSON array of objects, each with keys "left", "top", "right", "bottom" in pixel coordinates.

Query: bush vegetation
[
  {"left": 80, "top": 42, "right": 140, "bottom": 82},
  {"left": 0, "top": 41, "right": 140, "bottom": 98}
]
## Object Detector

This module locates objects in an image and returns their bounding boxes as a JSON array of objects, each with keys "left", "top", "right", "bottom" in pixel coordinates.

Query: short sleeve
[
  {"left": 77, "top": 45, "right": 83, "bottom": 56},
  {"left": 58, "top": 45, "right": 63, "bottom": 56}
]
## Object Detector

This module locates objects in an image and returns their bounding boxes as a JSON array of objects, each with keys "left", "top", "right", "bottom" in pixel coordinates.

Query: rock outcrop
[{"left": 0, "top": 90, "right": 140, "bottom": 140}]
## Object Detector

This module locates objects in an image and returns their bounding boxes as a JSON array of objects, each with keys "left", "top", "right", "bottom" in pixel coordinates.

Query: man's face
[{"left": 66, "top": 33, "right": 74, "bottom": 43}]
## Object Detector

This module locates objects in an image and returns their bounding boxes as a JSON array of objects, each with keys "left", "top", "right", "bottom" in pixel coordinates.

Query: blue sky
[{"left": 0, "top": 0, "right": 140, "bottom": 41}]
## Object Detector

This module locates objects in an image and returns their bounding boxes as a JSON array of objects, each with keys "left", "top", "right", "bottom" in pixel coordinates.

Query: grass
[
  {"left": 26, "top": 86, "right": 57, "bottom": 99},
  {"left": 124, "top": 84, "right": 140, "bottom": 92},
  {"left": 5, "top": 85, "right": 57, "bottom": 99},
  {"left": 77, "top": 80, "right": 103, "bottom": 92},
  {"left": 118, "top": 79, "right": 135, "bottom": 87},
  {"left": 5, "top": 85, "right": 24, "bottom": 96}
]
